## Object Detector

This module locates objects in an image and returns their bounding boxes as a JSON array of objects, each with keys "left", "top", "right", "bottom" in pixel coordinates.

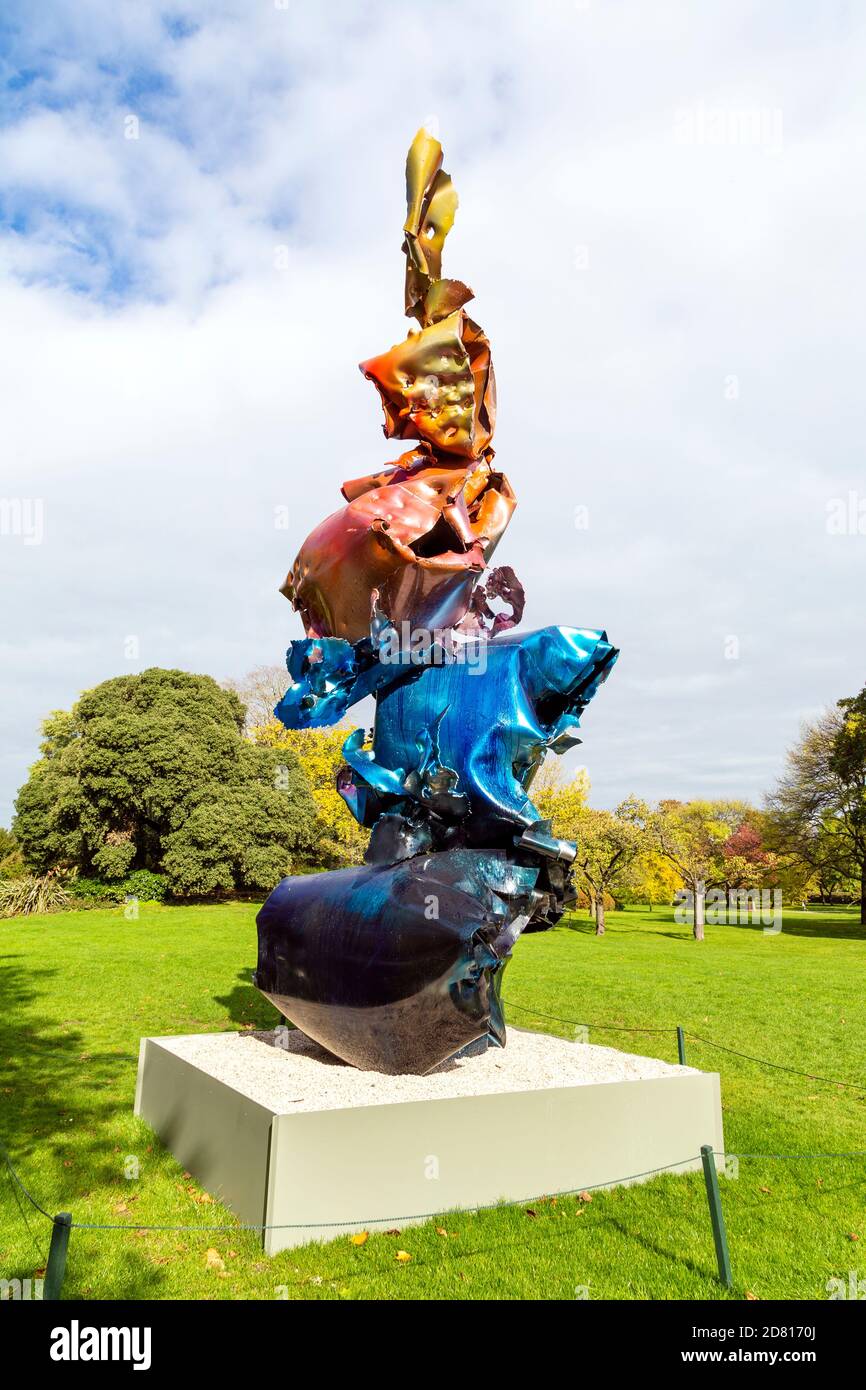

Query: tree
[
  {"left": 572, "top": 797, "right": 650, "bottom": 935},
  {"left": 653, "top": 799, "right": 745, "bottom": 940},
  {"left": 531, "top": 761, "right": 591, "bottom": 833},
  {"left": 251, "top": 718, "right": 368, "bottom": 867},
  {"left": 767, "top": 689, "right": 866, "bottom": 923},
  {"left": 530, "top": 765, "right": 592, "bottom": 913},
  {"left": 13, "top": 669, "right": 316, "bottom": 896},
  {"left": 621, "top": 849, "right": 682, "bottom": 910},
  {"left": 0, "top": 826, "right": 25, "bottom": 881},
  {"left": 719, "top": 818, "right": 778, "bottom": 898},
  {"left": 223, "top": 663, "right": 290, "bottom": 733}
]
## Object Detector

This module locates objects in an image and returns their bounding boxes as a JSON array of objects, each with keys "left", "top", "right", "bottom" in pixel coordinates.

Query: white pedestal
[{"left": 134, "top": 1028, "right": 724, "bottom": 1255}]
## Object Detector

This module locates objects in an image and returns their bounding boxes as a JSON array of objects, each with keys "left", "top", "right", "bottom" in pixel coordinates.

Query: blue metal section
[
  {"left": 274, "top": 635, "right": 423, "bottom": 730},
  {"left": 264, "top": 621, "right": 618, "bottom": 1073},
  {"left": 349, "top": 626, "right": 617, "bottom": 837}
]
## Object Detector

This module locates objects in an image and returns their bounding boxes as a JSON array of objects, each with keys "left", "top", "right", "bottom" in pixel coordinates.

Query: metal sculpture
[{"left": 254, "top": 129, "right": 618, "bottom": 1074}]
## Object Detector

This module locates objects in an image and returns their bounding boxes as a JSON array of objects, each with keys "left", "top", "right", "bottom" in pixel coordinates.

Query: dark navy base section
[{"left": 254, "top": 849, "right": 537, "bottom": 1075}]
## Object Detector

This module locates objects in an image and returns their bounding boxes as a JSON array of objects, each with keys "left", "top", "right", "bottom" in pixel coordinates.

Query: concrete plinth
[{"left": 134, "top": 1027, "right": 723, "bottom": 1255}]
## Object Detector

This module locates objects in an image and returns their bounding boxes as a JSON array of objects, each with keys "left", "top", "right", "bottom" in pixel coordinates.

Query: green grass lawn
[{"left": 1, "top": 901, "right": 864, "bottom": 1300}]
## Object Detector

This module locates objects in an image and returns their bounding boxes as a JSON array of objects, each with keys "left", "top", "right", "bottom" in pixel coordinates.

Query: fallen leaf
[
  {"left": 746, "top": 1290, "right": 759, "bottom": 1301},
  {"left": 385, "top": 1228, "right": 401, "bottom": 1236},
  {"left": 435, "top": 1227, "right": 448, "bottom": 1237},
  {"left": 759, "top": 1186, "right": 771, "bottom": 1194},
  {"left": 395, "top": 1250, "right": 412, "bottom": 1263},
  {"left": 350, "top": 1231, "right": 369, "bottom": 1246},
  {"left": 205, "top": 1248, "right": 225, "bottom": 1273},
  {"left": 187, "top": 1188, "right": 214, "bottom": 1205},
  {"left": 578, "top": 1191, "right": 593, "bottom": 1203},
  {"left": 525, "top": 1208, "right": 538, "bottom": 1219},
  {"left": 113, "top": 1201, "right": 131, "bottom": 1216},
  {"left": 848, "top": 1233, "right": 860, "bottom": 1242}
]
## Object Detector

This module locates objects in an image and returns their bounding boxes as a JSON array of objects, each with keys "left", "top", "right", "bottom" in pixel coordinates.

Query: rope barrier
[
  {"left": 1, "top": 1139, "right": 55, "bottom": 1221},
  {"left": 2, "top": 1156, "right": 49, "bottom": 1265},
  {"left": 4, "top": 1138, "right": 863, "bottom": 1304},
  {"left": 3, "top": 1135, "right": 863, "bottom": 1242},
  {"left": 682, "top": 1033, "right": 866, "bottom": 1092},
  {"left": 727, "top": 1150, "right": 866, "bottom": 1160},
  {"left": 504, "top": 1000, "right": 673, "bottom": 1034},
  {"left": 4, "top": 1151, "right": 703, "bottom": 1234},
  {"left": 503, "top": 998, "right": 866, "bottom": 1093}
]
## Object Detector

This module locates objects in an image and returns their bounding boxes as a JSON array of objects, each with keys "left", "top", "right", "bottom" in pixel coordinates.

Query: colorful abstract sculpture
[{"left": 255, "top": 129, "right": 618, "bottom": 1074}]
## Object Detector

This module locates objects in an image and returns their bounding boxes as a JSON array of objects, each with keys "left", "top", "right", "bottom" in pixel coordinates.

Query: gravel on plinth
[{"left": 156, "top": 1027, "right": 698, "bottom": 1115}]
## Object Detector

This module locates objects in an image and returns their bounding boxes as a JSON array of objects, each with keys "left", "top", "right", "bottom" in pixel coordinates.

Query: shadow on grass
[
  {"left": 0, "top": 952, "right": 129, "bottom": 1175},
  {"left": 65, "top": 1239, "right": 172, "bottom": 1301},
  {"left": 733, "top": 916, "right": 866, "bottom": 941},
  {"left": 214, "top": 969, "right": 281, "bottom": 1029},
  {"left": 599, "top": 1213, "right": 726, "bottom": 1291},
  {"left": 0, "top": 951, "right": 186, "bottom": 1295}
]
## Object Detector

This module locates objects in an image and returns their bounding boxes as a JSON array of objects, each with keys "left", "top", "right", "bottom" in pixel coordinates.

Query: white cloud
[{"left": 0, "top": 0, "right": 864, "bottom": 822}]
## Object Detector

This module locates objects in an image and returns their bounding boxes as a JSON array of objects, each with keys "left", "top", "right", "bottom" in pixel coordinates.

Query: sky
[{"left": 1, "top": 0, "right": 864, "bottom": 825}]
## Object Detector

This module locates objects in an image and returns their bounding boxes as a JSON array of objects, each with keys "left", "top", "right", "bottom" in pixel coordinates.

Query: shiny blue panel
[{"left": 360, "top": 626, "right": 617, "bottom": 838}]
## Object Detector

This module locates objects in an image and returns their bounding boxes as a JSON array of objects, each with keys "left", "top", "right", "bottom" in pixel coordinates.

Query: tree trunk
[
  {"left": 595, "top": 897, "right": 605, "bottom": 935},
  {"left": 588, "top": 891, "right": 597, "bottom": 923},
  {"left": 861, "top": 865, "right": 866, "bottom": 926},
  {"left": 693, "top": 879, "right": 705, "bottom": 941}
]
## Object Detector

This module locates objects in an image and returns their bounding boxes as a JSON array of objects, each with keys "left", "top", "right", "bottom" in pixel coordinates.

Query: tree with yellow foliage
[
  {"left": 530, "top": 761, "right": 590, "bottom": 841},
  {"left": 251, "top": 719, "right": 368, "bottom": 868},
  {"left": 226, "top": 665, "right": 370, "bottom": 869},
  {"left": 621, "top": 849, "right": 682, "bottom": 910}
]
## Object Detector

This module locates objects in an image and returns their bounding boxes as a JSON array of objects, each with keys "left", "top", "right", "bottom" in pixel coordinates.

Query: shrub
[
  {"left": 68, "top": 871, "right": 169, "bottom": 906},
  {"left": 122, "top": 870, "right": 168, "bottom": 903},
  {"left": 0, "top": 875, "right": 71, "bottom": 918},
  {"left": 68, "top": 877, "right": 126, "bottom": 905},
  {"left": 0, "top": 849, "right": 27, "bottom": 880}
]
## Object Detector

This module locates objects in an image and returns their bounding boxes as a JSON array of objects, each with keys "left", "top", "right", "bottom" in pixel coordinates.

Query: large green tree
[{"left": 13, "top": 668, "right": 316, "bottom": 896}]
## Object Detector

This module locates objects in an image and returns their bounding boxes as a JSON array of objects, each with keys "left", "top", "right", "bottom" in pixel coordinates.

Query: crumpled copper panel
[
  {"left": 403, "top": 126, "right": 474, "bottom": 326},
  {"left": 340, "top": 443, "right": 515, "bottom": 556},
  {"left": 359, "top": 310, "right": 496, "bottom": 461},
  {"left": 281, "top": 446, "right": 514, "bottom": 642}
]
